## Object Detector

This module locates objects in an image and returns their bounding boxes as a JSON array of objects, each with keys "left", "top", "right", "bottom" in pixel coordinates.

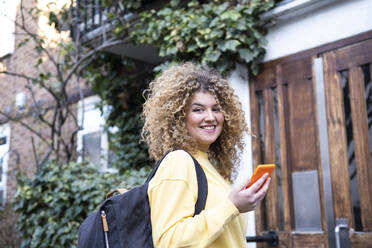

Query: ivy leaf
[
  {"left": 166, "top": 46, "right": 178, "bottom": 55},
  {"left": 186, "top": 42, "right": 198, "bottom": 52},
  {"left": 220, "top": 10, "right": 241, "bottom": 21},
  {"left": 209, "top": 17, "right": 220, "bottom": 28},
  {"left": 204, "top": 50, "right": 221, "bottom": 63},
  {"left": 35, "top": 45, "right": 43, "bottom": 53},
  {"left": 107, "top": 12, "right": 115, "bottom": 20},
  {"left": 217, "top": 40, "right": 240, "bottom": 52},
  {"left": 250, "top": 62, "right": 260, "bottom": 75},
  {"left": 206, "top": 29, "right": 223, "bottom": 40},
  {"left": 216, "top": 59, "right": 229, "bottom": 73},
  {"left": 259, "top": 36, "right": 268, "bottom": 46},
  {"left": 158, "top": 8, "right": 172, "bottom": 16},
  {"left": 48, "top": 12, "right": 59, "bottom": 31},
  {"left": 238, "top": 48, "right": 254, "bottom": 63},
  {"left": 253, "top": 30, "right": 263, "bottom": 39},
  {"left": 214, "top": 3, "right": 229, "bottom": 15},
  {"left": 17, "top": 38, "right": 30, "bottom": 48},
  {"left": 236, "top": 19, "right": 247, "bottom": 31},
  {"left": 37, "top": 58, "right": 43, "bottom": 66},
  {"left": 113, "top": 26, "right": 124, "bottom": 35},
  {"left": 198, "top": 28, "right": 211, "bottom": 36},
  {"left": 188, "top": 0, "right": 199, "bottom": 8},
  {"left": 195, "top": 37, "right": 209, "bottom": 48},
  {"left": 170, "top": 0, "right": 181, "bottom": 7}
]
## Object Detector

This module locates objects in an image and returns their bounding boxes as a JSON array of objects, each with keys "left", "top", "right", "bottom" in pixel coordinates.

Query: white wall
[
  {"left": 229, "top": 64, "right": 256, "bottom": 248},
  {"left": 264, "top": 0, "right": 372, "bottom": 61}
]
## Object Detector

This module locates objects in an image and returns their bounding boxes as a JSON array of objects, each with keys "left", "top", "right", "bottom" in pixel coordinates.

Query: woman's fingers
[
  {"left": 256, "top": 177, "right": 271, "bottom": 202},
  {"left": 229, "top": 173, "right": 272, "bottom": 213},
  {"left": 249, "top": 173, "right": 269, "bottom": 193}
]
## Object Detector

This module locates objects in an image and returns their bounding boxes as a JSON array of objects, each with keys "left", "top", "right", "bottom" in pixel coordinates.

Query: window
[
  {"left": 0, "top": 0, "right": 17, "bottom": 58},
  {"left": 77, "top": 95, "right": 115, "bottom": 172},
  {"left": 0, "top": 124, "right": 10, "bottom": 207}
]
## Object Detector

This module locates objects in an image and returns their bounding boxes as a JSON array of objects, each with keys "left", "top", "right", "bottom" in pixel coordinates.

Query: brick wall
[{"left": 0, "top": 0, "right": 90, "bottom": 206}]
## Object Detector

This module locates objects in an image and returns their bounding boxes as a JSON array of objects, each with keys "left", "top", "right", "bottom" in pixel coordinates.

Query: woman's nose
[{"left": 204, "top": 109, "right": 216, "bottom": 121}]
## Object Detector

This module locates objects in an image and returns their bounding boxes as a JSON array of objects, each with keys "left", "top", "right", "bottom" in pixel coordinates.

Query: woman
[{"left": 142, "top": 62, "right": 271, "bottom": 247}]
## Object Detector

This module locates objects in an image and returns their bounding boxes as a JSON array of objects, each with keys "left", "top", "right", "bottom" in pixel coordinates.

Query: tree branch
[
  {"left": 63, "top": 38, "right": 129, "bottom": 85},
  {"left": 25, "top": 82, "right": 54, "bottom": 129},
  {"left": 0, "top": 110, "right": 50, "bottom": 146},
  {"left": 18, "top": 1, "right": 65, "bottom": 82},
  {"left": 38, "top": 147, "right": 52, "bottom": 169},
  {"left": 31, "top": 136, "right": 39, "bottom": 168},
  {"left": 0, "top": 70, "right": 60, "bottom": 101}
]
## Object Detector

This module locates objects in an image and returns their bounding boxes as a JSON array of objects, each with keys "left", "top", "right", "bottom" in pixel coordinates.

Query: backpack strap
[
  {"left": 189, "top": 155, "right": 208, "bottom": 215},
  {"left": 146, "top": 150, "right": 208, "bottom": 216}
]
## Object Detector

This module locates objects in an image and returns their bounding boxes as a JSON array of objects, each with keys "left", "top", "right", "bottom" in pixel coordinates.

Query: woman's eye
[
  {"left": 192, "top": 108, "right": 203, "bottom": 112},
  {"left": 213, "top": 108, "right": 220, "bottom": 112}
]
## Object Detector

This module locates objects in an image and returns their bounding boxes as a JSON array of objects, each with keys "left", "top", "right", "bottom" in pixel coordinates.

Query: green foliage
[
  {"left": 13, "top": 161, "right": 149, "bottom": 248},
  {"left": 83, "top": 53, "right": 154, "bottom": 171},
  {"left": 131, "top": 0, "right": 276, "bottom": 75}
]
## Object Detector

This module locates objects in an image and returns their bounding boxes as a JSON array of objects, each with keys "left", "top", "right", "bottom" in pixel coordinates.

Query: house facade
[{"left": 0, "top": 0, "right": 108, "bottom": 208}]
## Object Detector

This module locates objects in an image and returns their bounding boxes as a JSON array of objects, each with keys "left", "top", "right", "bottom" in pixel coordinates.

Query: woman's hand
[{"left": 228, "top": 173, "right": 271, "bottom": 213}]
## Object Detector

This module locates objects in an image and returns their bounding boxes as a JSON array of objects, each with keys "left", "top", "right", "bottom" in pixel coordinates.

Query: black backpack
[{"left": 77, "top": 150, "right": 208, "bottom": 248}]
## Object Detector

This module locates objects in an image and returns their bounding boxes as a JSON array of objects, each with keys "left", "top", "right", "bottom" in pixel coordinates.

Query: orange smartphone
[{"left": 246, "top": 164, "right": 275, "bottom": 189}]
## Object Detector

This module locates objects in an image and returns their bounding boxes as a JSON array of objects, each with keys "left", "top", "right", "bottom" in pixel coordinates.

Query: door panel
[
  {"left": 263, "top": 88, "right": 281, "bottom": 231},
  {"left": 251, "top": 56, "right": 327, "bottom": 247},
  {"left": 283, "top": 60, "right": 319, "bottom": 172},
  {"left": 348, "top": 66, "right": 372, "bottom": 232},
  {"left": 322, "top": 51, "right": 354, "bottom": 225},
  {"left": 276, "top": 64, "right": 292, "bottom": 235}
]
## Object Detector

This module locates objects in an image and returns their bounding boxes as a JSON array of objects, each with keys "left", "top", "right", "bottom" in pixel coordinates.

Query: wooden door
[
  {"left": 322, "top": 39, "right": 372, "bottom": 247},
  {"left": 250, "top": 56, "right": 328, "bottom": 247},
  {"left": 250, "top": 37, "right": 372, "bottom": 247}
]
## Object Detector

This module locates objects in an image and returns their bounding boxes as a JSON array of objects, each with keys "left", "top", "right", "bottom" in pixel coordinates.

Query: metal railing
[
  {"left": 75, "top": 0, "right": 121, "bottom": 35},
  {"left": 74, "top": 0, "right": 155, "bottom": 37}
]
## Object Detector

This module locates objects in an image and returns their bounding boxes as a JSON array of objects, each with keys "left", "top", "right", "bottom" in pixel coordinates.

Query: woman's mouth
[{"left": 200, "top": 125, "right": 216, "bottom": 133}]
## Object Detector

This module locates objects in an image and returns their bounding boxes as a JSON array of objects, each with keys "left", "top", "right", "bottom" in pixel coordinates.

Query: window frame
[
  {"left": 77, "top": 95, "right": 116, "bottom": 172},
  {"left": 0, "top": 123, "right": 10, "bottom": 207},
  {"left": 0, "top": 0, "right": 17, "bottom": 58}
]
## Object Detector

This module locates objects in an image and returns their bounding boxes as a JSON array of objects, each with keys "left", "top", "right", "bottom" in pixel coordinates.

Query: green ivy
[
  {"left": 131, "top": 0, "right": 275, "bottom": 75},
  {"left": 53, "top": 0, "right": 276, "bottom": 74},
  {"left": 83, "top": 53, "right": 154, "bottom": 172},
  {"left": 12, "top": 161, "right": 149, "bottom": 248}
]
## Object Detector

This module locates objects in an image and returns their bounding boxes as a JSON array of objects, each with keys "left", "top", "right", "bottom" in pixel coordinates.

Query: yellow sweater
[{"left": 148, "top": 150, "right": 248, "bottom": 248}]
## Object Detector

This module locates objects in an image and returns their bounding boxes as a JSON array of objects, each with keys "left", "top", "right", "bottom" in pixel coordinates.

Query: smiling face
[{"left": 185, "top": 91, "right": 224, "bottom": 152}]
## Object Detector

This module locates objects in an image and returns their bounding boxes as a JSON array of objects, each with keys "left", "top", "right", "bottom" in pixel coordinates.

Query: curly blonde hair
[{"left": 141, "top": 62, "right": 248, "bottom": 181}]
